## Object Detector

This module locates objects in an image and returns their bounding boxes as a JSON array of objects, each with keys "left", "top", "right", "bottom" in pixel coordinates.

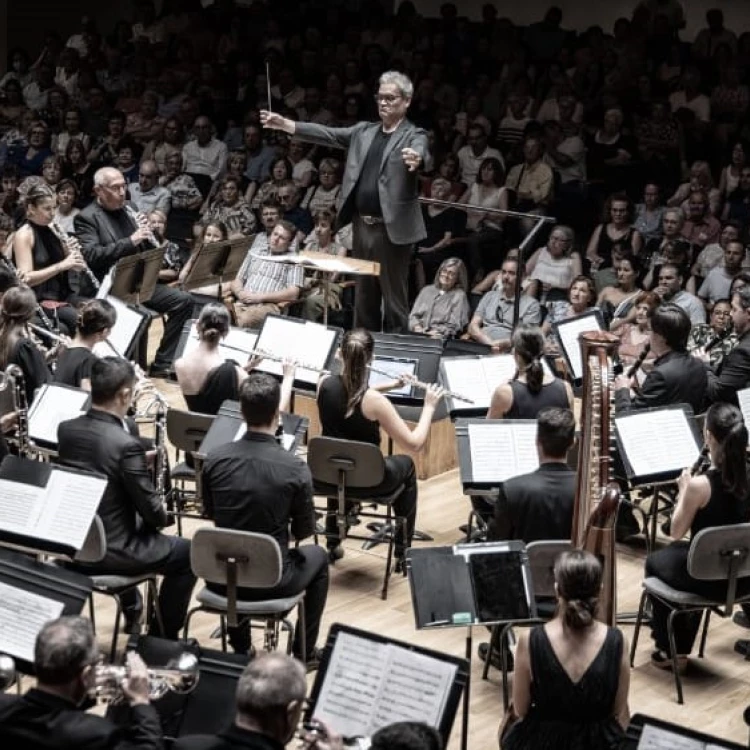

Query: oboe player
[
  {"left": 316, "top": 328, "right": 444, "bottom": 566},
  {"left": 12, "top": 183, "right": 87, "bottom": 335},
  {"left": 74, "top": 167, "right": 193, "bottom": 378}
]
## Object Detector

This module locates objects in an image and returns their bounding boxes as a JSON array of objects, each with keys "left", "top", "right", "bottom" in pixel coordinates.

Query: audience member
[{"left": 409, "top": 257, "right": 470, "bottom": 338}]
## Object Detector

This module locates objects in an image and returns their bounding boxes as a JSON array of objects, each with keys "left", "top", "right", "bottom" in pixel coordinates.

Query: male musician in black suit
[
  {"left": 74, "top": 166, "right": 193, "bottom": 378},
  {"left": 0, "top": 616, "right": 162, "bottom": 750},
  {"left": 614, "top": 303, "right": 707, "bottom": 415},
  {"left": 260, "top": 71, "right": 430, "bottom": 333},
  {"left": 700, "top": 286, "right": 750, "bottom": 406},
  {"left": 58, "top": 357, "right": 195, "bottom": 639},
  {"left": 172, "top": 652, "right": 308, "bottom": 750},
  {"left": 201, "top": 372, "right": 328, "bottom": 666}
]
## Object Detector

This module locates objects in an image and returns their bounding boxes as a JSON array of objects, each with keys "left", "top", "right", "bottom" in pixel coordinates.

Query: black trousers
[
  {"left": 646, "top": 541, "right": 750, "bottom": 655},
  {"left": 101, "top": 537, "right": 196, "bottom": 640},
  {"left": 142, "top": 284, "right": 194, "bottom": 369},
  {"left": 352, "top": 216, "right": 413, "bottom": 333},
  {"left": 208, "top": 545, "right": 329, "bottom": 659},
  {"left": 325, "top": 454, "right": 417, "bottom": 556}
]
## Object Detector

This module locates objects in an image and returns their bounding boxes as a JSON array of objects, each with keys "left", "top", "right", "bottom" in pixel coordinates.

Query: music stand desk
[
  {"left": 181, "top": 237, "right": 253, "bottom": 296},
  {"left": 109, "top": 247, "right": 165, "bottom": 306}
]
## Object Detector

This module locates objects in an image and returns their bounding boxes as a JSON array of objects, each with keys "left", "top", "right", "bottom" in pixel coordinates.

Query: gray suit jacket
[{"left": 294, "top": 119, "right": 430, "bottom": 245}]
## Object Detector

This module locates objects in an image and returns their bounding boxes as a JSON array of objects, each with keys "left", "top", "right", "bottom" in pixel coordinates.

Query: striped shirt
[{"left": 237, "top": 241, "right": 304, "bottom": 295}]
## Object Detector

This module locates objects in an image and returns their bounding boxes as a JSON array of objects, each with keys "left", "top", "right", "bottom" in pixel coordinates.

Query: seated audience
[
  {"left": 160, "top": 152, "right": 203, "bottom": 212},
  {"left": 721, "top": 165, "right": 750, "bottom": 229},
  {"left": 129, "top": 159, "right": 170, "bottom": 215},
  {"left": 53, "top": 178, "right": 80, "bottom": 233},
  {"left": 616, "top": 291, "right": 659, "bottom": 374},
  {"left": 542, "top": 275, "right": 597, "bottom": 358},
  {"left": 633, "top": 183, "right": 665, "bottom": 245},
  {"left": 248, "top": 156, "right": 293, "bottom": 210},
  {"left": 60, "top": 357, "right": 195, "bottom": 639},
  {"left": 0, "top": 616, "right": 161, "bottom": 749},
  {"left": 668, "top": 161, "right": 721, "bottom": 217},
  {"left": 457, "top": 122, "right": 504, "bottom": 186},
  {"left": 409, "top": 257, "right": 470, "bottom": 339},
  {"left": 503, "top": 550, "right": 629, "bottom": 750},
  {"left": 488, "top": 325, "right": 574, "bottom": 419},
  {"left": 645, "top": 403, "right": 750, "bottom": 671},
  {"left": 526, "top": 225, "right": 582, "bottom": 304},
  {"left": 599, "top": 253, "right": 643, "bottom": 329},
  {"left": 469, "top": 257, "right": 541, "bottom": 352},
  {"left": 690, "top": 221, "right": 741, "bottom": 292},
  {"left": 681, "top": 189, "right": 721, "bottom": 250},
  {"left": 199, "top": 175, "right": 257, "bottom": 239},
  {"left": 586, "top": 193, "right": 642, "bottom": 273},
  {"left": 301, "top": 157, "right": 343, "bottom": 216},
  {"left": 698, "top": 239, "right": 744, "bottom": 308},
  {"left": 202, "top": 372, "right": 328, "bottom": 664},
  {"left": 505, "top": 135, "right": 554, "bottom": 234}
]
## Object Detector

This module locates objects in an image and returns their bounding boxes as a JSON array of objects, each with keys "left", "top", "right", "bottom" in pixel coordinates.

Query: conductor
[{"left": 260, "top": 71, "right": 429, "bottom": 333}]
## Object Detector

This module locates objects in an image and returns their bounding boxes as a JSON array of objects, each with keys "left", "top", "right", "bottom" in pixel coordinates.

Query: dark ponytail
[
  {"left": 706, "top": 403, "right": 749, "bottom": 499},
  {"left": 512, "top": 325, "right": 545, "bottom": 394},
  {"left": 554, "top": 549, "right": 602, "bottom": 631},
  {"left": 341, "top": 328, "right": 373, "bottom": 416},
  {"left": 77, "top": 299, "right": 117, "bottom": 337}
]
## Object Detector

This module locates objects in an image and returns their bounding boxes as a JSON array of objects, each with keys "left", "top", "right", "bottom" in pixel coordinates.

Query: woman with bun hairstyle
[
  {"left": 503, "top": 550, "right": 630, "bottom": 750},
  {"left": 174, "top": 302, "right": 295, "bottom": 416},
  {"left": 645, "top": 403, "right": 750, "bottom": 671},
  {"left": 54, "top": 299, "right": 117, "bottom": 390},
  {"left": 487, "top": 325, "right": 573, "bottom": 419}
]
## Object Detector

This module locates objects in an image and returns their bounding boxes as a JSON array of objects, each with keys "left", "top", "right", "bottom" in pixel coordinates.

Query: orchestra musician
[
  {"left": 316, "top": 328, "right": 444, "bottom": 566},
  {"left": 74, "top": 167, "right": 193, "bottom": 378},
  {"left": 59, "top": 357, "right": 195, "bottom": 639},
  {"left": 54, "top": 298, "right": 117, "bottom": 390},
  {"left": 645, "top": 403, "right": 750, "bottom": 671},
  {"left": 12, "top": 183, "right": 88, "bottom": 335}
]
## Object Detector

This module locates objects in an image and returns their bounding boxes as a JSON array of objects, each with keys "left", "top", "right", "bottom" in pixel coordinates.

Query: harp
[{"left": 573, "top": 331, "right": 621, "bottom": 626}]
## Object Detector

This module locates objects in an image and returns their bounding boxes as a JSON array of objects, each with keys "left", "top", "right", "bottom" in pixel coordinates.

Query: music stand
[
  {"left": 174, "top": 320, "right": 259, "bottom": 366},
  {"left": 621, "top": 713, "right": 746, "bottom": 750},
  {"left": 181, "top": 237, "right": 253, "bottom": 299},
  {"left": 27, "top": 383, "right": 91, "bottom": 456},
  {"left": 0, "top": 548, "right": 92, "bottom": 676},
  {"left": 405, "top": 542, "right": 536, "bottom": 750},
  {"left": 109, "top": 247, "right": 165, "bottom": 306},
  {"left": 552, "top": 308, "right": 606, "bottom": 386}
]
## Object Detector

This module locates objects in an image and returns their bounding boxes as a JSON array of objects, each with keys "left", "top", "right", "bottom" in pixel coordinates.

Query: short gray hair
[
  {"left": 236, "top": 653, "right": 306, "bottom": 723},
  {"left": 35, "top": 616, "right": 98, "bottom": 685},
  {"left": 93, "top": 166, "right": 122, "bottom": 187},
  {"left": 663, "top": 207, "right": 685, "bottom": 227},
  {"left": 379, "top": 70, "right": 414, "bottom": 100}
]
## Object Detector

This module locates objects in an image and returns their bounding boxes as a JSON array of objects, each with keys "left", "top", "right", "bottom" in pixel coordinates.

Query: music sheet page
[
  {"left": 442, "top": 358, "right": 495, "bottom": 409},
  {"left": 255, "top": 318, "right": 333, "bottom": 384},
  {"left": 616, "top": 409, "right": 699, "bottom": 478},
  {"left": 28, "top": 386, "right": 88, "bottom": 445},
  {"left": 467, "top": 423, "right": 539, "bottom": 483},
  {"left": 738, "top": 387, "right": 750, "bottom": 427},
  {"left": 313, "top": 632, "right": 457, "bottom": 738},
  {"left": 102, "top": 296, "right": 143, "bottom": 357},
  {"left": 0, "top": 479, "right": 45, "bottom": 535},
  {"left": 556, "top": 314, "right": 602, "bottom": 380},
  {"left": 637, "top": 724, "right": 706, "bottom": 750},
  {"left": 0, "top": 582, "right": 64, "bottom": 661}
]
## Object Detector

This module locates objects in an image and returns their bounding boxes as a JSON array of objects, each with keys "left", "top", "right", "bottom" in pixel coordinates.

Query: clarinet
[
  {"left": 2, "top": 365, "right": 29, "bottom": 457},
  {"left": 49, "top": 220, "right": 101, "bottom": 292},
  {"left": 0, "top": 257, "right": 56, "bottom": 334},
  {"left": 626, "top": 343, "right": 651, "bottom": 379},
  {"left": 153, "top": 400, "right": 168, "bottom": 511},
  {"left": 690, "top": 445, "right": 711, "bottom": 476},
  {"left": 703, "top": 324, "right": 733, "bottom": 352},
  {"left": 124, "top": 205, "right": 159, "bottom": 247}
]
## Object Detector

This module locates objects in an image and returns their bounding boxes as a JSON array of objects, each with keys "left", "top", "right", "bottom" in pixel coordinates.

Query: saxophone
[
  {"left": 573, "top": 331, "right": 622, "bottom": 626},
  {"left": 0, "top": 365, "right": 29, "bottom": 456}
]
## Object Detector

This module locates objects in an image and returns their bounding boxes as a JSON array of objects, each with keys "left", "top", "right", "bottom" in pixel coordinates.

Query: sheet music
[
  {"left": 555, "top": 312, "right": 603, "bottom": 380},
  {"left": 738, "top": 387, "right": 750, "bottom": 427},
  {"left": 93, "top": 296, "right": 144, "bottom": 358},
  {"left": 467, "top": 423, "right": 538, "bottom": 483},
  {"left": 0, "top": 582, "right": 64, "bottom": 661},
  {"left": 184, "top": 322, "right": 258, "bottom": 364},
  {"left": 616, "top": 409, "right": 699, "bottom": 478},
  {"left": 638, "top": 724, "right": 706, "bottom": 750},
  {"left": 313, "top": 631, "right": 457, "bottom": 737},
  {"left": 0, "top": 470, "right": 105, "bottom": 550},
  {"left": 255, "top": 317, "right": 334, "bottom": 384},
  {"left": 369, "top": 357, "right": 417, "bottom": 398},
  {"left": 28, "top": 385, "right": 89, "bottom": 445},
  {"left": 306, "top": 257, "right": 353, "bottom": 273},
  {"left": 96, "top": 268, "right": 114, "bottom": 299}
]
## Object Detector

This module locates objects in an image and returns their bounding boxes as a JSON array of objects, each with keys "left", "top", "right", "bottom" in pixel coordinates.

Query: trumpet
[
  {"left": 125, "top": 205, "right": 159, "bottom": 247},
  {"left": 95, "top": 652, "right": 199, "bottom": 703},
  {"left": 249, "top": 347, "right": 330, "bottom": 375},
  {"left": 369, "top": 365, "right": 475, "bottom": 404},
  {"left": 49, "top": 220, "right": 101, "bottom": 292}
]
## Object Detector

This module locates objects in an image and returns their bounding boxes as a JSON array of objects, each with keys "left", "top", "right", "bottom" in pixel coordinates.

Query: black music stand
[
  {"left": 174, "top": 321, "right": 259, "bottom": 366},
  {"left": 621, "top": 713, "right": 746, "bottom": 750},
  {"left": 109, "top": 247, "right": 164, "bottom": 306},
  {"left": 306, "top": 623, "right": 468, "bottom": 748},
  {"left": 181, "top": 237, "right": 253, "bottom": 299},
  {"left": 406, "top": 543, "right": 536, "bottom": 750},
  {"left": 27, "top": 383, "right": 91, "bottom": 456},
  {"left": 552, "top": 308, "right": 606, "bottom": 387},
  {"left": 0, "top": 548, "right": 92, "bottom": 676}
]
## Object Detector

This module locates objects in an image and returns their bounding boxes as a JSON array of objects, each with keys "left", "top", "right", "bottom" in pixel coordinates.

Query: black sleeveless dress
[
  {"left": 184, "top": 361, "right": 240, "bottom": 415},
  {"left": 506, "top": 378, "right": 569, "bottom": 420},
  {"left": 28, "top": 222, "right": 71, "bottom": 302},
  {"left": 504, "top": 626, "right": 625, "bottom": 750}
]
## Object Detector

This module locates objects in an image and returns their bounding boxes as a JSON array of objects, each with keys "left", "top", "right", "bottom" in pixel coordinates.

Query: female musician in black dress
[
  {"left": 11, "top": 183, "right": 87, "bottom": 334},
  {"left": 504, "top": 550, "right": 630, "bottom": 750},
  {"left": 54, "top": 299, "right": 117, "bottom": 390},
  {"left": 488, "top": 325, "right": 574, "bottom": 419},
  {"left": 317, "top": 328, "right": 443, "bottom": 564},
  {"left": 646, "top": 403, "right": 750, "bottom": 670},
  {"left": 0, "top": 285, "right": 51, "bottom": 403},
  {"left": 174, "top": 303, "right": 295, "bottom": 416}
]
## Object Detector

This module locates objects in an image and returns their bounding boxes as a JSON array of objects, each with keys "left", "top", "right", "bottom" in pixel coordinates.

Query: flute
[
  {"left": 369, "top": 365, "right": 475, "bottom": 404},
  {"left": 690, "top": 445, "right": 710, "bottom": 476},
  {"left": 626, "top": 343, "right": 651, "bottom": 379},
  {"left": 49, "top": 220, "right": 101, "bottom": 292},
  {"left": 250, "top": 348, "right": 330, "bottom": 375}
]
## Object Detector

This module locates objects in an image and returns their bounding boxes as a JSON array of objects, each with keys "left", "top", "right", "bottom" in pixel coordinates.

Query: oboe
[
  {"left": 124, "top": 205, "right": 159, "bottom": 247},
  {"left": 626, "top": 343, "right": 651, "bottom": 379},
  {"left": 369, "top": 365, "right": 475, "bottom": 404},
  {"left": 704, "top": 324, "right": 733, "bottom": 352},
  {"left": 1, "top": 257, "right": 56, "bottom": 333},
  {"left": 49, "top": 220, "right": 101, "bottom": 292},
  {"left": 690, "top": 445, "right": 711, "bottom": 476}
]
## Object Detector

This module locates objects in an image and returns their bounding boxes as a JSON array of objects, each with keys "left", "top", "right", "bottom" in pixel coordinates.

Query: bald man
[{"left": 74, "top": 167, "right": 193, "bottom": 377}]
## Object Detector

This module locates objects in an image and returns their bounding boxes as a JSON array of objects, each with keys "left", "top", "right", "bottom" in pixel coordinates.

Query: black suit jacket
[
  {"left": 58, "top": 409, "right": 171, "bottom": 571},
  {"left": 294, "top": 120, "right": 430, "bottom": 245},
  {"left": 706, "top": 331, "right": 750, "bottom": 407},
  {"left": 0, "top": 689, "right": 162, "bottom": 750},
  {"left": 173, "top": 725, "right": 283, "bottom": 750},
  {"left": 488, "top": 463, "right": 576, "bottom": 543},
  {"left": 615, "top": 350, "right": 707, "bottom": 415},
  {"left": 74, "top": 201, "right": 140, "bottom": 281}
]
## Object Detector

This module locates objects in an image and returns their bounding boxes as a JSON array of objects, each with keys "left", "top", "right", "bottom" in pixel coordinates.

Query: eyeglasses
[
  {"left": 374, "top": 94, "right": 402, "bottom": 104},
  {"left": 104, "top": 183, "right": 127, "bottom": 193}
]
